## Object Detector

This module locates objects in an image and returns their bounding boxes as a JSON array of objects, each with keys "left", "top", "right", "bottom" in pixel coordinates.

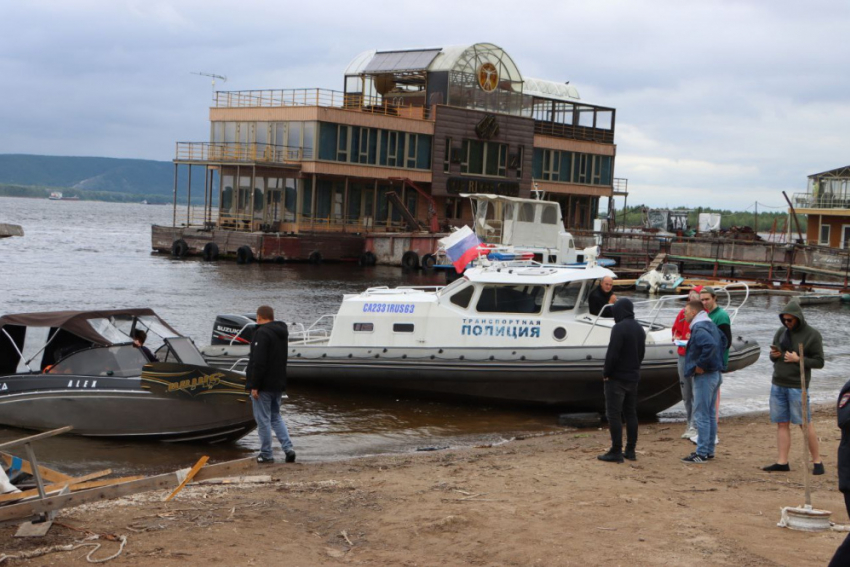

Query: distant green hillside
[{"left": 0, "top": 154, "right": 210, "bottom": 203}]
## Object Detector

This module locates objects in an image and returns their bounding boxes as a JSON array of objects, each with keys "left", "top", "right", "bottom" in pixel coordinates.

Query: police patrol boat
[
  {"left": 202, "top": 253, "right": 760, "bottom": 416},
  {"left": 0, "top": 309, "right": 255, "bottom": 442}
]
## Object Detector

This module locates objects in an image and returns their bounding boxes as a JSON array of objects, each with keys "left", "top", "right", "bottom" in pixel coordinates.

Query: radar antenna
[{"left": 191, "top": 72, "right": 227, "bottom": 100}]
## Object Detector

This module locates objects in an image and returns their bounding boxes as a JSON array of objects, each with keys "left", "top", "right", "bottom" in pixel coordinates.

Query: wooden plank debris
[
  {"left": 164, "top": 456, "right": 209, "bottom": 502},
  {"left": 0, "top": 469, "right": 112, "bottom": 504},
  {"left": 0, "top": 456, "right": 256, "bottom": 522},
  {"left": 1, "top": 452, "right": 73, "bottom": 483},
  {"left": 195, "top": 475, "right": 272, "bottom": 486}
]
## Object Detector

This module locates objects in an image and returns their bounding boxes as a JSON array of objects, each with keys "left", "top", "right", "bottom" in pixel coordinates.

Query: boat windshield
[
  {"left": 162, "top": 337, "right": 207, "bottom": 366},
  {"left": 87, "top": 315, "right": 181, "bottom": 345},
  {"left": 476, "top": 285, "right": 545, "bottom": 314},
  {"left": 549, "top": 281, "right": 583, "bottom": 312},
  {"left": 49, "top": 345, "right": 149, "bottom": 377}
]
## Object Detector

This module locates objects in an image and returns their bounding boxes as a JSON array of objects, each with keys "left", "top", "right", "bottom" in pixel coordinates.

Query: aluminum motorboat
[
  {"left": 202, "top": 256, "right": 760, "bottom": 416},
  {"left": 0, "top": 309, "right": 255, "bottom": 443}
]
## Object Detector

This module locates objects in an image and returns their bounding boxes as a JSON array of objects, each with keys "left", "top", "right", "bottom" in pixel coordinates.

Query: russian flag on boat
[{"left": 439, "top": 226, "right": 488, "bottom": 273}]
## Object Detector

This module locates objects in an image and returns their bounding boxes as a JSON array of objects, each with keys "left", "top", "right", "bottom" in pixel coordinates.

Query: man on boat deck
[
  {"left": 598, "top": 298, "right": 646, "bottom": 463},
  {"left": 763, "top": 300, "right": 824, "bottom": 475},
  {"left": 589, "top": 276, "right": 617, "bottom": 318},
  {"left": 681, "top": 300, "right": 725, "bottom": 463},
  {"left": 132, "top": 330, "right": 156, "bottom": 362},
  {"left": 246, "top": 305, "right": 296, "bottom": 464}
]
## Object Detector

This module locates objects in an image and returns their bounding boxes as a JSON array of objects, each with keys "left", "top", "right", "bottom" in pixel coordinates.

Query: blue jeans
[
  {"left": 769, "top": 384, "right": 812, "bottom": 424},
  {"left": 677, "top": 356, "right": 694, "bottom": 428},
  {"left": 252, "top": 391, "right": 293, "bottom": 458},
  {"left": 693, "top": 370, "right": 722, "bottom": 457}
]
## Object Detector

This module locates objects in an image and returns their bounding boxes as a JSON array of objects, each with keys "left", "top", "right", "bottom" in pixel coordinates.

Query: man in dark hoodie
[
  {"left": 763, "top": 300, "right": 824, "bottom": 475},
  {"left": 246, "top": 305, "right": 295, "bottom": 464},
  {"left": 598, "top": 298, "right": 646, "bottom": 463},
  {"left": 828, "top": 378, "right": 850, "bottom": 566}
]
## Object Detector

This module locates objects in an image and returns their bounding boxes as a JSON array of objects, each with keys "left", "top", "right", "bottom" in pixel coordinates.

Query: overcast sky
[{"left": 2, "top": 0, "right": 848, "bottom": 210}]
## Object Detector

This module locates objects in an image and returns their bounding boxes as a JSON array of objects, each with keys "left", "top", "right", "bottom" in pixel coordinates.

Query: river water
[{"left": 2, "top": 196, "right": 850, "bottom": 475}]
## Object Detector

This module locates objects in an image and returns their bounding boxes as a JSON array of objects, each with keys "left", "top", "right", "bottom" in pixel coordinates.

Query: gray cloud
[{"left": 2, "top": 0, "right": 848, "bottom": 209}]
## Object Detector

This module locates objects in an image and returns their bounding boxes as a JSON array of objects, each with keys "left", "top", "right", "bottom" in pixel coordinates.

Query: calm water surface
[{"left": 2, "top": 196, "right": 850, "bottom": 475}]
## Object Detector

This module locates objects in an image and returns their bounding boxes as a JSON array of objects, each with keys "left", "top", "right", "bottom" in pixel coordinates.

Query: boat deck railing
[
  {"left": 288, "top": 315, "right": 336, "bottom": 345},
  {"left": 580, "top": 282, "right": 750, "bottom": 345}
]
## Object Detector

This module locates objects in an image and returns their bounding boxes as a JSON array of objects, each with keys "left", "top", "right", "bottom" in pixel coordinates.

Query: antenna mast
[{"left": 191, "top": 72, "right": 227, "bottom": 101}]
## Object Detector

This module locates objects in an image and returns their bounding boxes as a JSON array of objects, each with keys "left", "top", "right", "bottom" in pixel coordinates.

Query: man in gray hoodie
[{"left": 762, "top": 300, "right": 824, "bottom": 475}]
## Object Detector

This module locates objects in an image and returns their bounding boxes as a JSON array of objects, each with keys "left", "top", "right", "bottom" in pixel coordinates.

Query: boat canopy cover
[{"left": 0, "top": 309, "right": 179, "bottom": 346}]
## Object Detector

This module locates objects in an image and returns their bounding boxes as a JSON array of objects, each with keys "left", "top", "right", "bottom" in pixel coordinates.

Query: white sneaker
[
  {"left": 689, "top": 435, "right": 720, "bottom": 445},
  {"left": 681, "top": 427, "right": 697, "bottom": 439}
]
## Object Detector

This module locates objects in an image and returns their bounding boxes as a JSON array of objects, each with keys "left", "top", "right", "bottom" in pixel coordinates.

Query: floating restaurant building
[
  {"left": 153, "top": 43, "right": 619, "bottom": 264},
  {"left": 793, "top": 166, "right": 850, "bottom": 249}
]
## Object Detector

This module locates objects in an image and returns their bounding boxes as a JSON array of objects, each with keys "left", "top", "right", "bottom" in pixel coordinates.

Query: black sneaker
[
  {"left": 624, "top": 450, "right": 637, "bottom": 461},
  {"left": 762, "top": 463, "right": 790, "bottom": 472},
  {"left": 682, "top": 452, "right": 708, "bottom": 464},
  {"left": 285, "top": 450, "right": 297, "bottom": 463},
  {"left": 597, "top": 450, "right": 624, "bottom": 463},
  {"left": 813, "top": 462, "right": 825, "bottom": 475},
  {"left": 257, "top": 455, "right": 275, "bottom": 464}
]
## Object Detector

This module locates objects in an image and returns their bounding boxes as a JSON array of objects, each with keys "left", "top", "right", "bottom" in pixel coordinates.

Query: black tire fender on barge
[
  {"left": 236, "top": 245, "right": 254, "bottom": 265},
  {"left": 358, "top": 251, "right": 377, "bottom": 267},
  {"left": 401, "top": 250, "right": 420, "bottom": 270},
  {"left": 202, "top": 242, "right": 219, "bottom": 262},
  {"left": 171, "top": 239, "right": 189, "bottom": 258},
  {"left": 421, "top": 254, "right": 436, "bottom": 270}
]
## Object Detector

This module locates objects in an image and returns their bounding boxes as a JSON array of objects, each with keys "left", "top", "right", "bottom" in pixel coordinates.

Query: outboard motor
[{"left": 211, "top": 314, "right": 257, "bottom": 345}]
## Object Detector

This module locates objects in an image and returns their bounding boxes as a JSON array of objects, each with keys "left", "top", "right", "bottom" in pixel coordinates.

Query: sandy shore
[{"left": 2, "top": 405, "right": 847, "bottom": 566}]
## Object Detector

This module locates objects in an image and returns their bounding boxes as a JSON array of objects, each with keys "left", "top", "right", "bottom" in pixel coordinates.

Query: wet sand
[{"left": 2, "top": 404, "right": 847, "bottom": 566}]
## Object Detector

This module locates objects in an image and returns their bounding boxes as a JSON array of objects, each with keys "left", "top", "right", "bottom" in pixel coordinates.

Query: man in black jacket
[
  {"left": 246, "top": 305, "right": 295, "bottom": 464},
  {"left": 598, "top": 298, "right": 646, "bottom": 463},
  {"left": 828, "top": 379, "right": 850, "bottom": 565},
  {"left": 588, "top": 276, "right": 617, "bottom": 317}
]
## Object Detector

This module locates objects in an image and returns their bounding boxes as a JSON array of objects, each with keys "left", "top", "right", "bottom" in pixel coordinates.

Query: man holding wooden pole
[{"left": 762, "top": 301, "right": 824, "bottom": 475}]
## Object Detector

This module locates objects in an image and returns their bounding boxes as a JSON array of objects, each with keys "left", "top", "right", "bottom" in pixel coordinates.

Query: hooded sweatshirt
[
  {"left": 837, "top": 378, "right": 850, "bottom": 493},
  {"left": 771, "top": 300, "right": 823, "bottom": 389},
  {"left": 602, "top": 298, "right": 646, "bottom": 382},
  {"left": 245, "top": 320, "right": 289, "bottom": 392}
]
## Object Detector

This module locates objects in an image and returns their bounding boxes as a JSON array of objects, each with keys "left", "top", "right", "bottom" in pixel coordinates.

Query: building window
[
  {"left": 443, "top": 137, "right": 452, "bottom": 173},
  {"left": 542, "top": 149, "right": 559, "bottom": 181},
  {"left": 820, "top": 223, "right": 831, "bottom": 245},
  {"left": 516, "top": 146, "right": 524, "bottom": 179},
  {"left": 337, "top": 125, "right": 348, "bottom": 162},
  {"left": 460, "top": 140, "right": 507, "bottom": 177}
]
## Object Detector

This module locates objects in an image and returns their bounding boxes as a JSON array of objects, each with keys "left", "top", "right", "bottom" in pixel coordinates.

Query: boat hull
[
  {"left": 0, "top": 365, "right": 256, "bottom": 443},
  {"left": 204, "top": 339, "right": 760, "bottom": 416}
]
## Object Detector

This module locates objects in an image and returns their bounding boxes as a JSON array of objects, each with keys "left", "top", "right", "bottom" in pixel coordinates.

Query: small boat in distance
[
  {"left": 0, "top": 309, "right": 255, "bottom": 443},
  {"left": 636, "top": 263, "right": 685, "bottom": 293},
  {"left": 48, "top": 192, "right": 79, "bottom": 201},
  {"left": 202, "top": 253, "right": 760, "bottom": 415}
]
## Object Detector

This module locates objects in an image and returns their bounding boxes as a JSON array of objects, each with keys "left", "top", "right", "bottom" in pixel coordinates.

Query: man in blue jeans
[
  {"left": 246, "top": 305, "right": 295, "bottom": 464},
  {"left": 681, "top": 300, "right": 726, "bottom": 463}
]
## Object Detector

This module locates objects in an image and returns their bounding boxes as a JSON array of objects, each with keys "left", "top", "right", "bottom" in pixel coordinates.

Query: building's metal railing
[
  {"left": 533, "top": 121, "right": 615, "bottom": 144},
  {"left": 213, "top": 88, "right": 431, "bottom": 119},
  {"left": 792, "top": 191, "right": 850, "bottom": 210},
  {"left": 175, "top": 142, "right": 310, "bottom": 165}
]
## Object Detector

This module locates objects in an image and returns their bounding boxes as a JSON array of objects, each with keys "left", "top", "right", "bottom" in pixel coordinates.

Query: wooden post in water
[{"left": 799, "top": 343, "right": 811, "bottom": 507}]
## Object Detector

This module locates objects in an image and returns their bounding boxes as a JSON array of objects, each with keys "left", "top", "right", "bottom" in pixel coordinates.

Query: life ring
[
  {"left": 236, "top": 245, "right": 254, "bottom": 265},
  {"left": 421, "top": 254, "right": 436, "bottom": 270},
  {"left": 171, "top": 239, "right": 189, "bottom": 258},
  {"left": 202, "top": 242, "right": 219, "bottom": 262},
  {"left": 401, "top": 251, "right": 420, "bottom": 270},
  {"left": 308, "top": 251, "right": 323, "bottom": 265}
]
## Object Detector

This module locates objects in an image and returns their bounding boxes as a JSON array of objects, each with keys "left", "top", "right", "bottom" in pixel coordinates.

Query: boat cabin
[
  {"left": 0, "top": 309, "right": 188, "bottom": 377},
  {"left": 325, "top": 263, "right": 623, "bottom": 348}
]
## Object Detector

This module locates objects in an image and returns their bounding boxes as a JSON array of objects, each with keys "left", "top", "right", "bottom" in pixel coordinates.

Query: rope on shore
[{"left": 0, "top": 534, "right": 127, "bottom": 564}]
